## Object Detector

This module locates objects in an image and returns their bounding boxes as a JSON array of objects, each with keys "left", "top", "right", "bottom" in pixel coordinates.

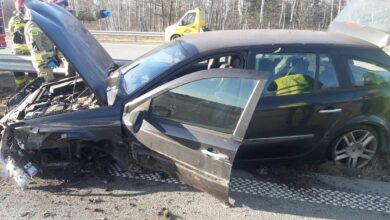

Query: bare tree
[
  {"left": 2, "top": 0, "right": 350, "bottom": 32},
  {"left": 259, "top": 0, "right": 265, "bottom": 28}
]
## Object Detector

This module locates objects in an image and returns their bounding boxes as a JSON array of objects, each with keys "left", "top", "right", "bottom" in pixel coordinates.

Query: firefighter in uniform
[
  {"left": 8, "top": 0, "right": 36, "bottom": 90},
  {"left": 24, "top": 0, "right": 112, "bottom": 81}
]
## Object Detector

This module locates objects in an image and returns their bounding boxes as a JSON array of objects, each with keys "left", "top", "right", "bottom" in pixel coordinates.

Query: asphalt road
[
  {"left": 100, "top": 42, "right": 160, "bottom": 60},
  {"left": 0, "top": 40, "right": 160, "bottom": 60},
  {"left": 1, "top": 162, "right": 389, "bottom": 220},
  {"left": 1, "top": 40, "right": 390, "bottom": 219}
]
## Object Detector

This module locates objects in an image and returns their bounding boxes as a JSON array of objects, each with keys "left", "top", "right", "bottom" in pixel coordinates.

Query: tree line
[{"left": 3, "top": 0, "right": 350, "bottom": 32}]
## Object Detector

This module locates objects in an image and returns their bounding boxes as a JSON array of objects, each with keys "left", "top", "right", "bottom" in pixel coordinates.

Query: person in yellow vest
[
  {"left": 8, "top": 0, "right": 36, "bottom": 90},
  {"left": 274, "top": 74, "right": 312, "bottom": 96},
  {"left": 272, "top": 59, "right": 314, "bottom": 96},
  {"left": 24, "top": 0, "right": 112, "bottom": 81}
]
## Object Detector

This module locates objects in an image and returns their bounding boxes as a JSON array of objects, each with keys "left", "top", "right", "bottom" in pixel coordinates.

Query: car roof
[{"left": 179, "top": 30, "right": 378, "bottom": 54}]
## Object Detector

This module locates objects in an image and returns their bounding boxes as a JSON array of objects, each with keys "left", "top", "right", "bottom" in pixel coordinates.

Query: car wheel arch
[
  {"left": 170, "top": 34, "right": 181, "bottom": 41},
  {"left": 327, "top": 117, "right": 389, "bottom": 154}
]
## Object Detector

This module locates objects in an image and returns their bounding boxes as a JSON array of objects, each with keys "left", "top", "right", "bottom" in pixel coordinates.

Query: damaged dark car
[
  {"left": 2, "top": 0, "right": 390, "bottom": 204},
  {"left": 0, "top": 0, "right": 267, "bottom": 203}
]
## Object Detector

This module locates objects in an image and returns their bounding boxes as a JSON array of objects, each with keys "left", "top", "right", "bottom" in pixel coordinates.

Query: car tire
[
  {"left": 330, "top": 125, "right": 379, "bottom": 169},
  {"left": 170, "top": 34, "right": 181, "bottom": 41}
]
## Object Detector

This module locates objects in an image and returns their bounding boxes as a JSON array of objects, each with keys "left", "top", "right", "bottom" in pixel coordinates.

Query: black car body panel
[
  {"left": 11, "top": 106, "right": 122, "bottom": 145},
  {"left": 232, "top": 44, "right": 390, "bottom": 166},
  {"left": 25, "top": 0, "right": 115, "bottom": 105},
  {"left": 9, "top": 106, "right": 127, "bottom": 166}
]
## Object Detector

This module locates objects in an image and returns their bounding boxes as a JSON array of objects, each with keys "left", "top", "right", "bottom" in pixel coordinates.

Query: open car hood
[{"left": 25, "top": 0, "right": 115, "bottom": 105}]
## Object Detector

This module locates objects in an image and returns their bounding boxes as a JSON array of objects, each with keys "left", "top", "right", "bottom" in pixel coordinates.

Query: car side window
[
  {"left": 255, "top": 53, "right": 316, "bottom": 96},
  {"left": 150, "top": 78, "right": 258, "bottom": 134},
  {"left": 181, "top": 13, "right": 196, "bottom": 26},
  {"left": 206, "top": 55, "right": 244, "bottom": 69},
  {"left": 348, "top": 59, "right": 390, "bottom": 87},
  {"left": 318, "top": 55, "right": 339, "bottom": 90},
  {"left": 174, "top": 54, "right": 244, "bottom": 79}
]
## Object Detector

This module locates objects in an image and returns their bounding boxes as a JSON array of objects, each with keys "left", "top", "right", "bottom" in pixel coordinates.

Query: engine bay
[
  {"left": 13, "top": 77, "right": 100, "bottom": 121},
  {"left": 0, "top": 77, "right": 118, "bottom": 189}
]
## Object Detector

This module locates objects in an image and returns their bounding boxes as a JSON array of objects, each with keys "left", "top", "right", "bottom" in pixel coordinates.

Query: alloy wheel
[{"left": 333, "top": 129, "right": 378, "bottom": 169}]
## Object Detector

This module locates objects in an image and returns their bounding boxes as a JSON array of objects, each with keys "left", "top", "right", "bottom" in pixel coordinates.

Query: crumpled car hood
[{"left": 25, "top": 0, "right": 115, "bottom": 105}]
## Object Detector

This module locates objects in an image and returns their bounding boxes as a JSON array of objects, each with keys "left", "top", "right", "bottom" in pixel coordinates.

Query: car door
[
  {"left": 122, "top": 69, "right": 266, "bottom": 203},
  {"left": 238, "top": 50, "right": 348, "bottom": 161}
]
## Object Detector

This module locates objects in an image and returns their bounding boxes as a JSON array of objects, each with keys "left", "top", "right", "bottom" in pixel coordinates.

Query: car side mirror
[
  {"left": 151, "top": 106, "right": 171, "bottom": 118},
  {"left": 128, "top": 110, "right": 145, "bottom": 133}
]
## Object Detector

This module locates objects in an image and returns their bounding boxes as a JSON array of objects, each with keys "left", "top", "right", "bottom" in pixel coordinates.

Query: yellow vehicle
[{"left": 165, "top": 8, "right": 208, "bottom": 42}]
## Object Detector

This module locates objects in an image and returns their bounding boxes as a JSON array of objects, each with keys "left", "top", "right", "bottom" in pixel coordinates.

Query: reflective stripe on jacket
[
  {"left": 25, "top": 21, "right": 55, "bottom": 64},
  {"left": 8, "top": 15, "right": 30, "bottom": 54},
  {"left": 8, "top": 15, "right": 26, "bottom": 33},
  {"left": 274, "top": 74, "right": 311, "bottom": 96},
  {"left": 13, "top": 44, "right": 30, "bottom": 53},
  {"left": 34, "top": 51, "right": 55, "bottom": 62}
]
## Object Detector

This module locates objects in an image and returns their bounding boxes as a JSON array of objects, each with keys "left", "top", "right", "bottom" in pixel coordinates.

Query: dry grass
[{"left": 0, "top": 72, "right": 15, "bottom": 117}]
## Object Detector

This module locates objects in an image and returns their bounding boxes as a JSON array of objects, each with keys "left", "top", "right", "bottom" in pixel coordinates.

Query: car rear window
[{"left": 348, "top": 59, "right": 390, "bottom": 87}]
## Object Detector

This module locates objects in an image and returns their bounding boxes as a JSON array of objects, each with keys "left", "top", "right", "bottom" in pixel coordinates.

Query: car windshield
[
  {"left": 334, "top": 0, "right": 390, "bottom": 33},
  {"left": 121, "top": 42, "right": 189, "bottom": 95}
]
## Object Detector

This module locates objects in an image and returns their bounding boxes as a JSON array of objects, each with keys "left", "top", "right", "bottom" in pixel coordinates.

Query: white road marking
[{"left": 106, "top": 163, "right": 390, "bottom": 213}]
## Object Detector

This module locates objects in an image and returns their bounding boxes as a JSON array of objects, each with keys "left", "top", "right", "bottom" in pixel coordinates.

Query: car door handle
[
  {"left": 319, "top": 108, "right": 342, "bottom": 114},
  {"left": 201, "top": 149, "right": 229, "bottom": 161}
]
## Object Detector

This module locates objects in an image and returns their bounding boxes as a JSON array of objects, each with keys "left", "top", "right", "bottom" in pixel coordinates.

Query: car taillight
[
  {"left": 345, "top": 21, "right": 365, "bottom": 29},
  {"left": 0, "top": 36, "right": 6, "bottom": 48}
]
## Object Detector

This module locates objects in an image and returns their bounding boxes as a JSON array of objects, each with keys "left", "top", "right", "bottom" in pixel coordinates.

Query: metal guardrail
[
  {"left": 0, "top": 54, "right": 130, "bottom": 73},
  {"left": 5, "top": 29, "right": 165, "bottom": 37},
  {"left": 0, "top": 54, "right": 36, "bottom": 72},
  {"left": 0, "top": 30, "right": 156, "bottom": 73},
  {"left": 90, "top": 30, "right": 164, "bottom": 37}
]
